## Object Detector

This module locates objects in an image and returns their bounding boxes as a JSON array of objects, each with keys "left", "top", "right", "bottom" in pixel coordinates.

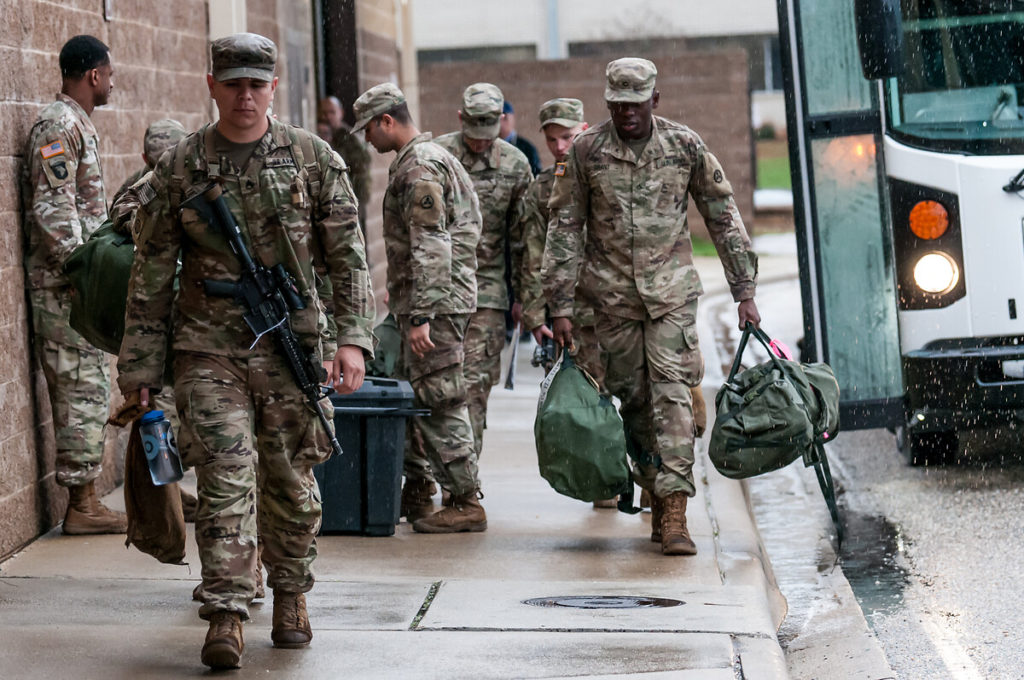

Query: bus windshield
[{"left": 885, "top": 1, "right": 1024, "bottom": 154}]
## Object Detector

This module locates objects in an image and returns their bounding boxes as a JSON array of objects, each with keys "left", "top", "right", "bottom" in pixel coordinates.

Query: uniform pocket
[{"left": 295, "top": 395, "right": 336, "bottom": 468}]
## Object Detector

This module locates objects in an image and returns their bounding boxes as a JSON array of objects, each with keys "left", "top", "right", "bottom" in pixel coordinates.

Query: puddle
[
  {"left": 523, "top": 596, "right": 684, "bottom": 609},
  {"left": 837, "top": 508, "right": 911, "bottom": 620}
]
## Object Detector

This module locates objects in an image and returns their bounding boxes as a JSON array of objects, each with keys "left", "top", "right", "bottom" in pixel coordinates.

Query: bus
[{"left": 778, "top": 0, "right": 1024, "bottom": 463}]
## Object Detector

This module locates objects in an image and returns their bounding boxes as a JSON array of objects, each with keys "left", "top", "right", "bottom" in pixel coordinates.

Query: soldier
[
  {"left": 353, "top": 83, "right": 487, "bottom": 532},
  {"left": 110, "top": 118, "right": 187, "bottom": 208},
  {"left": 21, "top": 35, "right": 125, "bottom": 535},
  {"left": 435, "top": 84, "right": 531, "bottom": 470},
  {"left": 117, "top": 33, "right": 374, "bottom": 668},
  {"left": 544, "top": 58, "right": 760, "bottom": 556},
  {"left": 318, "top": 96, "right": 372, "bottom": 229}
]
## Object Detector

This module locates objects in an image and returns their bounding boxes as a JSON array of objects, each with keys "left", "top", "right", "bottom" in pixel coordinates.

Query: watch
[{"left": 410, "top": 316, "right": 431, "bottom": 327}]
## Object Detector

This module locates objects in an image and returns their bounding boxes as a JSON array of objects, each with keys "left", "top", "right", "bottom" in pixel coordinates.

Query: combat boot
[
  {"left": 201, "top": 611, "right": 244, "bottom": 669},
  {"left": 650, "top": 493, "right": 664, "bottom": 543},
  {"left": 400, "top": 478, "right": 437, "bottom": 523},
  {"left": 593, "top": 496, "right": 618, "bottom": 508},
  {"left": 412, "top": 492, "right": 487, "bottom": 533},
  {"left": 272, "top": 592, "right": 312, "bottom": 648},
  {"left": 62, "top": 481, "right": 128, "bottom": 535},
  {"left": 660, "top": 492, "right": 697, "bottom": 556}
]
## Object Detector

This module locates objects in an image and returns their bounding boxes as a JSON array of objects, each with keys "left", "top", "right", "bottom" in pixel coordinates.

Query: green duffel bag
[
  {"left": 534, "top": 348, "right": 632, "bottom": 505},
  {"left": 64, "top": 219, "right": 134, "bottom": 355},
  {"left": 709, "top": 323, "right": 843, "bottom": 546}
]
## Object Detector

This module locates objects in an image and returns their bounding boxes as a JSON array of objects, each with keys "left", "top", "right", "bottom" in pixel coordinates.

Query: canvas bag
[
  {"left": 534, "top": 348, "right": 634, "bottom": 505},
  {"left": 709, "top": 324, "right": 843, "bottom": 545},
  {"left": 64, "top": 219, "right": 134, "bottom": 355}
]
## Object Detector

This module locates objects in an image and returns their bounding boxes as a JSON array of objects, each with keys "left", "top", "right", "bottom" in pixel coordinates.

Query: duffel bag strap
[
  {"left": 727, "top": 323, "right": 789, "bottom": 383},
  {"left": 806, "top": 441, "right": 843, "bottom": 552}
]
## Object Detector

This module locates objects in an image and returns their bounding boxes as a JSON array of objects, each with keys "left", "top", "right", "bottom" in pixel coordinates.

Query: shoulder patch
[
  {"left": 554, "top": 162, "right": 566, "bottom": 177},
  {"left": 50, "top": 159, "right": 69, "bottom": 180},
  {"left": 40, "top": 141, "right": 64, "bottom": 159},
  {"left": 420, "top": 194, "right": 435, "bottom": 210},
  {"left": 713, "top": 169, "right": 723, "bottom": 184}
]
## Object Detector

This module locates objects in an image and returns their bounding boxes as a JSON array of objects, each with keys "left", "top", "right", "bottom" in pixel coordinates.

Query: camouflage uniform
[
  {"left": 520, "top": 99, "right": 605, "bottom": 385},
  {"left": 378, "top": 126, "right": 482, "bottom": 496},
  {"left": 330, "top": 125, "right": 372, "bottom": 229},
  {"left": 110, "top": 118, "right": 188, "bottom": 210},
  {"left": 22, "top": 93, "right": 110, "bottom": 487},
  {"left": 435, "top": 84, "right": 531, "bottom": 458},
  {"left": 543, "top": 67, "right": 757, "bottom": 499},
  {"left": 118, "top": 113, "right": 374, "bottom": 619}
]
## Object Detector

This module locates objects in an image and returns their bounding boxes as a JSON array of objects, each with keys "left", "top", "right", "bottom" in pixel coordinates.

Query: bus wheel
[{"left": 897, "top": 427, "right": 957, "bottom": 466}]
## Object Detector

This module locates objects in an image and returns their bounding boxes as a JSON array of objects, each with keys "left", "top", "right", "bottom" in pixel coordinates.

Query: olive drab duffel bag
[
  {"left": 534, "top": 348, "right": 636, "bottom": 508},
  {"left": 709, "top": 323, "right": 843, "bottom": 546},
  {"left": 64, "top": 219, "right": 134, "bottom": 355}
]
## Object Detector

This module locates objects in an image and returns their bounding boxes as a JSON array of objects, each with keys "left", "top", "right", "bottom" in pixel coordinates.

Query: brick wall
[
  {"left": 0, "top": 0, "right": 211, "bottom": 559},
  {"left": 356, "top": 0, "right": 400, "bottom": 304},
  {"left": 418, "top": 50, "right": 755, "bottom": 240}
]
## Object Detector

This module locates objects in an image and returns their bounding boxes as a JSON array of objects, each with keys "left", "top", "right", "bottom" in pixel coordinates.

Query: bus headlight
[{"left": 913, "top": 252, "right": 959, "bottom": 294}]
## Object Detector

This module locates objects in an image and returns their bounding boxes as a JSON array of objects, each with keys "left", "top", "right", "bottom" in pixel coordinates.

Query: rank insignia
[{"left": 40, "top": 141, "right": 64, "bottom": 159}]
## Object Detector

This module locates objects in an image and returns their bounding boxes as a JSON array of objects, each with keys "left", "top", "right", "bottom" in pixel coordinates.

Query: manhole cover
[{"left": 523, "top": 596, "right": 684, "bottom": 609}]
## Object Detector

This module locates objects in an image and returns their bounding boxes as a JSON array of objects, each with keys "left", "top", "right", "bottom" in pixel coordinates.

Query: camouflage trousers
[
  {"left": 173, "top": 351, "right": 332, "bottom": 620},
  {"left": 573, "top": 322, "right": 606, "bottom": 391},
  {"left": 29, "top": 287, "right": 111, "bottom": 487},
  {"left": 399, "top": 314, "right": 479, "bottom": 497},
  {"left": 596, "top": 300, "right": 704, "bottom": 498},
  {"left": 463, "top": 308, "right": 506, "bottom": 457}
]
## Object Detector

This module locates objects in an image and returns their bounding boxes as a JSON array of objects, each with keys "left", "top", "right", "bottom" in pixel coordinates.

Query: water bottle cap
[{"left": 140, "top": 410, "right": 165, "bottom": 424}]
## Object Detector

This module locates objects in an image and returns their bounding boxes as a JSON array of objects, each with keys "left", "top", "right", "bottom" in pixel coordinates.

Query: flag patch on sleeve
[{"left": 40, "top": 141, "right": 65, "bottom": 159}]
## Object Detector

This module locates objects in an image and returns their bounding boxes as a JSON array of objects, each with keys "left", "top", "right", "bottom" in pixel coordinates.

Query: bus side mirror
[{"left": 854, "top": 0, "right": 905, "bottom": 79}]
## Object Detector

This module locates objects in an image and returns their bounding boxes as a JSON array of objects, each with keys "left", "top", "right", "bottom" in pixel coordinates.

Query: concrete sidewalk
[{"left": 0, "top": 257, "right": 796, "bottom": 680}]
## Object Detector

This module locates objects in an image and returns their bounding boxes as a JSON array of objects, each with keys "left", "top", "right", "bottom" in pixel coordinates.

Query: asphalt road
[{"left": 704, "top": 267, "right": 1024, "bottom": 680}]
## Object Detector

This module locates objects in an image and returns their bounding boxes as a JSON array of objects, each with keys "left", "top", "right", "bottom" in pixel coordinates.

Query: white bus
[{"left": 779, "top": 0, "right": 1024, "bottom": 463}]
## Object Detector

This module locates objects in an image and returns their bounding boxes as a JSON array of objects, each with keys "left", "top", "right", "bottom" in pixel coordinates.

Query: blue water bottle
[{"left": 138, "top": 410, "right": 184, "bottom": 486}]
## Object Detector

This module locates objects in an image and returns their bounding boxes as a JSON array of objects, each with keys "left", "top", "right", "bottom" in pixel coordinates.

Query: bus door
[{"left": 777, "top": 0, "right": 905, "bottom": 428}]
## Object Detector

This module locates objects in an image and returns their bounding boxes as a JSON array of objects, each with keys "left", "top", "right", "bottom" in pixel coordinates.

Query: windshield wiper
[{"left": 1002, "top": 168, "right": 1024, "bottom": 193}]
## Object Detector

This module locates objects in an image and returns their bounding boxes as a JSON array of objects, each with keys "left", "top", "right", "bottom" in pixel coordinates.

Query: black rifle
[{"left": 182, "top": 183, "right": 343, "bottom": 459}]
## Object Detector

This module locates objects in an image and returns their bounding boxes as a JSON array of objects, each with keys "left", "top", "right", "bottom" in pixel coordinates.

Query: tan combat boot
[
  {"left": 412, "top": 492, "right": 487, "bottom": 533},
  {"left": 272, "top": 591, "right": 312, "bottom": 648},
  {"left": 650, "top": 493, "right": 664, "bottom": 543},
  {"left": 201, "top": 611, "right": 244, "bottom": 669},
  {"left": 660, "top": 491, "right": 697, "bottom": 556},
  {"left": 400, "top": 478, "right": 437, "bottom": 523},
  {"left": 62, "top": 481, "right": 128, "bottom": 535}
]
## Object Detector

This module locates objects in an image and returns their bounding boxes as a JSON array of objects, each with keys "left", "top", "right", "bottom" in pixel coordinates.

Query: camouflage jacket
[
  {"left": 331, "top": 125, "right": 372, "bottom": 210},
  {"left": 434, "top": 132, "right": 531, "bottom": 311},
  {"left": 117, "top": 119, "right": 375, "bottom": 392},
  {"left": 111, "top": 165, "right": 149, "bottom": 211},
  {"left": 543, "top": 117, "right": 758, "bottom": 320},
  {"left": 383, "top": 133, "right": 480, "bottom": 317},
  {"left": 22, "top": 93, "right": 107, "bottom": 289}
]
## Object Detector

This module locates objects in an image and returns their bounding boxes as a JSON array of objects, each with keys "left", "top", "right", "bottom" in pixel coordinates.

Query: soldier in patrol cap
[
  {"left": 118, "top": 32, "right": 375, "bottom": 668},
  {"left": 353, "top": 82, "right": 487, "bottom": 532},
  {"left": 21, "top": 35, "right": 125, "bottom": 536},
  {"left": 434, "top": 84, "right": 532, "bottom": 492},
  {"left": 543, "top": 57, "right": 760, "bottom": 556},
  {"left": 110, "top": 118, "right": 187, "bottom": 207}
]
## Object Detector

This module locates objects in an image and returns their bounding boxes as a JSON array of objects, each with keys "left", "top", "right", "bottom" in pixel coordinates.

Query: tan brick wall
[
  {"left": 356, "top": 0, "right": 400, "bottom": 307},
  {"left": 417, "top": 50, "right": 755, "bottom": 241}
]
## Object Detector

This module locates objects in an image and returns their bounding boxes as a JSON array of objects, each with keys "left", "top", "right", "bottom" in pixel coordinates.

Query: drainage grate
[{"left": 523, "top": 596, "right": 684, "bottom": 609}]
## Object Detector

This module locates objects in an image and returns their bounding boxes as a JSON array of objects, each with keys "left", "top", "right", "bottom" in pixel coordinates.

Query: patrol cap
[
  {"left": 143, "top": 118, "right": 186, "bottom": 167},
  {"left": 352, "top": 83, "right": 407, "bottom": 133},
  {"left": 538, "top": 98, "right": 584, "bottom": 130},
  {"left": 210, "top": 33, "right": 277, "bottom": 82},
  {"left": 605, "top": 57, "right": 658, "bottom": 103},
  {"left": 460, "top": 82, "right": 504, "bottom": 140}
]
